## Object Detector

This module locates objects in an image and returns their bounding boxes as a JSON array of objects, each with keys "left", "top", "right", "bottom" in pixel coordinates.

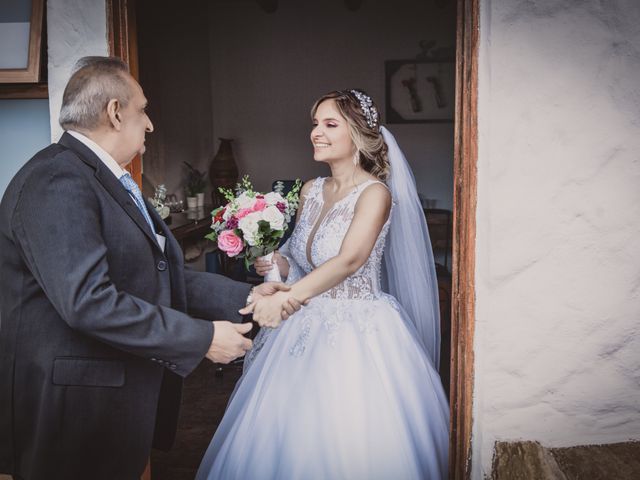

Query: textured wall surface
[
  {"left": 473, "top": 0, "right": 640, "bottom": 477},
  {"left": 47, "top": 0, "right": 107, "bottom": 141}
]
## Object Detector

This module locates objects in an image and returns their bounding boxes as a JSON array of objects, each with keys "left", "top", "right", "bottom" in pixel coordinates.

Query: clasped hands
[
  {"left": 206, "top": 282, "right": 306, "bottom": 365},
  {"left": 239, "top": 282, "right": 308, "bottom": 328}
]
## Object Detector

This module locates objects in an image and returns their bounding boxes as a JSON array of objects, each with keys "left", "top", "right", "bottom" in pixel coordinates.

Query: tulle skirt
[{"left": 196, "top": 295, "right": 449, "bottom": 480}]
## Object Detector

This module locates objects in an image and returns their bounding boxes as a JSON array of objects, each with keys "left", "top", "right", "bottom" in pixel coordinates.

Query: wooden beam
[
  {"left": 450, "top": 0, "right": 479, "bottom": 478},
  {"left": 0, "top": 83, "right": 48, "bottom": 99},
  {"left": 106, "top": 0, "right": 143, "bottom": 187}
]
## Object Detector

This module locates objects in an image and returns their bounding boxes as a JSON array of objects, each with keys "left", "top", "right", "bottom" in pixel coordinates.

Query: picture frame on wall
[
  {"left": 385, "top": 59, "right": 455, "bottom": 124},
  {"left": 0, "top": 0, "right": 45, "bottom": 84}
]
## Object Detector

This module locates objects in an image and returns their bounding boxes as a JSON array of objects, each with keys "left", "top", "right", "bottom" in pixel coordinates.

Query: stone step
[{"left": 491, "top": 440, "right": 640, "bottom": 480}]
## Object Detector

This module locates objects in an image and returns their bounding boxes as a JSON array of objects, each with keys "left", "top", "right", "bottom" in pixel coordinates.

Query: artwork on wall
[
  {"left": 385, "top": 59, "right": 455, "bottom": 124},
  {"left": 0, "top": 0, "right": 44, "bottom": 83}
]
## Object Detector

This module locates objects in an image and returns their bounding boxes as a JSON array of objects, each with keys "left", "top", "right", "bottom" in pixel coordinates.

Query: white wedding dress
[{"left": 196, "top": 177, "right": 449, "bottom": 480}]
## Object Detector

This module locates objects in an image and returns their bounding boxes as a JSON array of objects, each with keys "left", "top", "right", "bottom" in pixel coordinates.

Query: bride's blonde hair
[{"left": 311, "top": 90, "right": 389, "bottom": 181}]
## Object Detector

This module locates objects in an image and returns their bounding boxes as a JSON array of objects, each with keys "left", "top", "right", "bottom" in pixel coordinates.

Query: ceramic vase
[{"left": 209, "top": 138, "right": 238, "bottom": 206}]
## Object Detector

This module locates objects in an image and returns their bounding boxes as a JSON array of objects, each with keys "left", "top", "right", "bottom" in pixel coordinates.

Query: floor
[{"left": 150, "top": 360, "right": 243, "bottom": 480}]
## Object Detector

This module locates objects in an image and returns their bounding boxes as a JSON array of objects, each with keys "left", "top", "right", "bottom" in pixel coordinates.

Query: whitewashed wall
[
  {"left": 473, "top": 0, "right": 640, "bottom": 477},
  {"left": 47, "top": 0, "right": 108, "bottom": 141}
]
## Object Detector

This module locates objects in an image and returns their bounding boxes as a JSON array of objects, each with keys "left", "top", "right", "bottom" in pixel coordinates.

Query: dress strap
[
  {"left": 356, "top": 179, "right": 388, "bottom": 191},
  {"left": 349, "top": 179, "right": 390, "bottom": 204},
  {"left": 304, "top": 177, "right": 326, "bottom": 202}
]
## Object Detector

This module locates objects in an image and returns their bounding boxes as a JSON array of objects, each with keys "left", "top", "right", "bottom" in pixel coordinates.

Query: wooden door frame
[
  {"left": 107, "top": 0, "right": 142, "bottom": 187},
  {"left": 106, "top": 0, "right": 480, "bottom": 478},
  {"left": 450, "top": 0, "right": 479, "bottom": 478}
]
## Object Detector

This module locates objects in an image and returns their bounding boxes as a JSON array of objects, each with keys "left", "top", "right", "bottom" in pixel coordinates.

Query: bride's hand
[
  {"left": 240, "top": 292, "right": 306, "bottom": 326},
  {"left": 253, "top": 292, "right": 287, "bottom": 328},
  {"left": 254, "top": 251, "right": 288, "bottom": 277},
  {"left": 254, "top": 256, "right": 275, "bottom": 276}
]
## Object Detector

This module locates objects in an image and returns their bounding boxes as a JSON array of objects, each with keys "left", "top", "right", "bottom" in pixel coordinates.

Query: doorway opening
[{"left": 108, "top": 0, "right": 478, "bottom": 478}]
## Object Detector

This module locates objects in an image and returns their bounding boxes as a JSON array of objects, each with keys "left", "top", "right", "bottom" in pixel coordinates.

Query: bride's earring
[{"left": 353, "top": 150, "right": 359, "bottom": 166}]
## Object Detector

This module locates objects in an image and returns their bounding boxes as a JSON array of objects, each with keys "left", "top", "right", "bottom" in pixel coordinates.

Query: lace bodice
[{"left": 281, "top": 177, "right": 391, "bottom": 300}]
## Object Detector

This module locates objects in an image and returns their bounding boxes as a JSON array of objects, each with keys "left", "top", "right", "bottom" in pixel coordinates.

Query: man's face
[{"left": 118, "top": 76, "right": 153, "bottom": 164}]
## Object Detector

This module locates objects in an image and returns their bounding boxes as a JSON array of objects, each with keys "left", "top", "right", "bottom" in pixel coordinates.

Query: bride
[{"left": 196, "top": 89, "right": 449, "bottom": 479}]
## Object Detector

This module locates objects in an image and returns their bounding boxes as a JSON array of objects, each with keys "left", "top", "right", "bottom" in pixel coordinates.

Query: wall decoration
[{"left": 385, "top": 59, "right": 455, "bottom": 124}]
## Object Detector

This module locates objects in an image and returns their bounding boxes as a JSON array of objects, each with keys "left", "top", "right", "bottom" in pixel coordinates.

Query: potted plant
[{"left": 183, "top": 161, "right": 207, "bottom": 208}]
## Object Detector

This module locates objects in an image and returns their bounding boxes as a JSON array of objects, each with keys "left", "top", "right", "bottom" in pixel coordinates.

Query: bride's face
[{"left": 311, "top": 99, "right": 355, "bottom": 164}]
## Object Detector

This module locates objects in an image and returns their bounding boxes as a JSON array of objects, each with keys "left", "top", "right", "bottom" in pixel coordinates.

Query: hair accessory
[{"left": 349, "top": 89, "right": 379, "bottom": 129}]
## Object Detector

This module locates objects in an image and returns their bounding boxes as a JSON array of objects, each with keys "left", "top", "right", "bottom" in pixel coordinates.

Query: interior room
[
  {"left": 4, "top": 0, "right": 639, "bottom": 478},
  {"left": 135, "top": 0, "right": 456, "bottom": 477}
]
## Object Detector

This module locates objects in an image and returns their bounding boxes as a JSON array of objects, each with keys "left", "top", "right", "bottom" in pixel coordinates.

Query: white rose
[
  {"left": 236, "top": 192, "right": 256, "bottom": 210},
  {"left": 262, "top": 205, "right": 285, "bottom": 230},
  {"left": 245, "top": 231, "right": 260, "bottom": 246},
  {"left": 264, "top": 192, "right": 284, "bottom": 205},
  {"left": 238, "top": 212, "right": 261, "bottom": 245}
]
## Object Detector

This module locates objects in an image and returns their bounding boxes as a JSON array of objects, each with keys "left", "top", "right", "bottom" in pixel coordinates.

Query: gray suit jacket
[{"left": 0, "top": 133, "right": 251, "bottom": 480}]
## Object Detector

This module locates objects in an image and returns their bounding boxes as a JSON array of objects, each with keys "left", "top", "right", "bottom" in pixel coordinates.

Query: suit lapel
[
  {"left": 58, "top": 133, "right": 161, "bottom": 251},
  {"left": 147, "top": 203, "right": 188, "bottom": 311}
]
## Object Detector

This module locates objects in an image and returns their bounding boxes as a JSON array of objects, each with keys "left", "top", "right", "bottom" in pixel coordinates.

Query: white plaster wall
[
  {"left": 47, "top": 0, "right": 108, "bottom": 141},
  {"left": 209, "top": 0, "right": 456, "bottom": 209},
  {"left": 473, "top": 0, "right": 640, "bottom": 477}
]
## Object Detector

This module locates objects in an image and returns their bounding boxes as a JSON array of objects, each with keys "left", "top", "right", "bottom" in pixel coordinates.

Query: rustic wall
[
  {"left": 47, "top": 0, "right": 108, "bottom": 141},
  {"left": 473, "top": 0, "right": 640, "bottom": 477}
]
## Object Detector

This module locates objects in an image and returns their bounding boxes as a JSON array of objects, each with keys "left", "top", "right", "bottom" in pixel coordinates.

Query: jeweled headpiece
[{"left": 349, "top": 89, "right": 379, "bottom": 129}]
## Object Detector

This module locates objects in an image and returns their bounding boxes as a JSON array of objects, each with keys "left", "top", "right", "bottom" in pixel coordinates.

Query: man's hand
[
  {"left": 239, "top": 288, "right": 308, "bottom": 322},
  {"left": 205, "top": 321, "right": 253, "bottom": 364},
  {"left": 251, "top": 281, "right": 291, "bottom": 301}
]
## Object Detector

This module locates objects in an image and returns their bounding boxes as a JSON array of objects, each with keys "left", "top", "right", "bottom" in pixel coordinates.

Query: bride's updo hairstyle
[{"left": 311, "top": 89, "right": 390, "bottom": 181}]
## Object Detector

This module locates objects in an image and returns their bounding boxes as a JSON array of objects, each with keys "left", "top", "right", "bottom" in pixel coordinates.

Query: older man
[{"left": 0, "top": 56, "right": 298, "bottom": 480}]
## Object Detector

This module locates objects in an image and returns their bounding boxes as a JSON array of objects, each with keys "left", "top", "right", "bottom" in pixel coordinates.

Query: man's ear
[{"left": 106, "top": 99, "right": 122, "bottom": 130}]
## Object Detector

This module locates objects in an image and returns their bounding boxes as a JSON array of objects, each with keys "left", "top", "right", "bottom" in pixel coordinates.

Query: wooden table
[{"left": 166, "top": 206, "right": 212, "bottom": 252}]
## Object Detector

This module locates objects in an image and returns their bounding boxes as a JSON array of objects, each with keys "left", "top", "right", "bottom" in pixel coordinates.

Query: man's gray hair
[{"left": 59, "top": 56, "right": 132, "bottom": 131}]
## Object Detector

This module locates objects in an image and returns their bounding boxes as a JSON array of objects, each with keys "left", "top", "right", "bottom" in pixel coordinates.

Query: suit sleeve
[
  {"left": 12, "top": 159, "right": 212, "bottom": 377},
  {"left": 183, "top": 268, "right": 252, "bottom": 323}
]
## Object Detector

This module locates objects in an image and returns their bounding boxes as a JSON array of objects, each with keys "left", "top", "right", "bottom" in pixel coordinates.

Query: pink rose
[
  {"left": 217, "top": 230, "right": 244, "bottom": 257},
  {"left": 252, "top": 198, "right": 267, "bottom": 212},
  {"left": 236, "top": 208, "right": 252, "bottom": 219}
]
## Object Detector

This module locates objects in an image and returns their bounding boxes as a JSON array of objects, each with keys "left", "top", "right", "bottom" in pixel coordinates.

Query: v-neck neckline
[{"left": 304, "top": 177, "right": 375, "bottom": 269}]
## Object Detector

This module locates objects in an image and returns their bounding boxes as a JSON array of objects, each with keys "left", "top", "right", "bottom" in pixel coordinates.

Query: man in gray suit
[{"left": 0, "top": 56, "right": 300, "bottom": 480}]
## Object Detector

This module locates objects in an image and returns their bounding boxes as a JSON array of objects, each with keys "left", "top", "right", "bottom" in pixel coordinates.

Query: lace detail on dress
[
  {"left": 288, "top": 177, "right": 391, "bottom": 300},
  {"left": 243, "top": 177, "right": 393, "bottom": 363}
]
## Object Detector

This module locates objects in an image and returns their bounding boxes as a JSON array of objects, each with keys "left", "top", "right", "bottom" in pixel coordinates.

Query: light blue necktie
[{"left": 119, "top": 172, "right": 155, "bottom": 233}]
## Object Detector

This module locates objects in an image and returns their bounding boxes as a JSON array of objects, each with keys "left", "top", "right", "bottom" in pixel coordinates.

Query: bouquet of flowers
[{"left": 206, "top": 176, "right": 302, "bottom": 281}]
